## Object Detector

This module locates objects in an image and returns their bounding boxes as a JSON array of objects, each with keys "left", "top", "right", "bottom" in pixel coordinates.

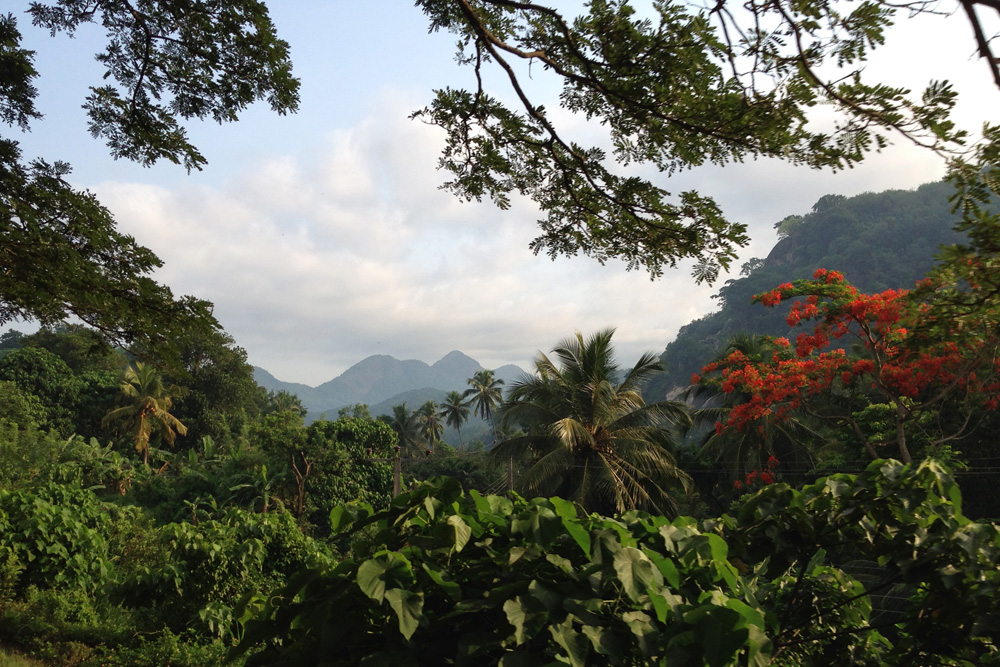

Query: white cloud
[
  {"left": 90, "top": 8, "right": 998, "bottom": 387},
  {"left": 91, "top": 91, "right": 731, "bottom": 384}
]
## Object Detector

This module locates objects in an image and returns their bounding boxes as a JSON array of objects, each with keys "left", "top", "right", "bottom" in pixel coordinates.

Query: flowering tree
[{"left": 695, "top": 269, "right": 1000, "bottom": 463}]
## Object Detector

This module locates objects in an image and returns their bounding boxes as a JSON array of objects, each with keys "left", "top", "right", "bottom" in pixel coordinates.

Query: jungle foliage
[{"left": 234, "top": 463, "right": 1000, "bottom": 666}]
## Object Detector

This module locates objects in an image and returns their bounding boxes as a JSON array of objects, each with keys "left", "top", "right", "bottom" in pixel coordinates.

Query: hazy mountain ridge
[{"left": 253, "top": 351, "right": 525, "bottom": 418}]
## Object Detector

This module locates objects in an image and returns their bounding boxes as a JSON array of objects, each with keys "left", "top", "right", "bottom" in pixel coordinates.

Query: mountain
[
  {"left": 644, "top": 180, "right": 967, "bottom": 402},
  {"left": 253, "top": 350, "right": 526, "bottom": 420}
]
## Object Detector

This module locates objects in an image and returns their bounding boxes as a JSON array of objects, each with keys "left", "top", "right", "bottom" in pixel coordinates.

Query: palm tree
[
  {"left": 494, "top": 329, "right": 692, "bottom": 516},
  {"left": 440, "top": 390, "right": 471, "bottom": 449},
  {"left": 102, "top": 362, "right": 187, "bottom": 465},
  {"left": 266, "top": 390, "right": 307, "bottom": 418},
  {"left": 385, "top": 403, "right": 424, "bottom": 455},
  {"left": 464, "top": 369, "right": 505, "bottom": 445},
  {"left": 418, "top": 400, "right": 444, "bottom": 454}
]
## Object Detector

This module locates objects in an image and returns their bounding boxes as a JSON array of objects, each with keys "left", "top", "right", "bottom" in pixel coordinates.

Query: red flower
[
  {"left": 760, "top": 471, "right": 774, "bottom": 484},
  {"left": 733, "top": 480, "right": 743, "bottom": 489},
  {"left": 767, "top": 455, "right": 780, "bottom": 468}
]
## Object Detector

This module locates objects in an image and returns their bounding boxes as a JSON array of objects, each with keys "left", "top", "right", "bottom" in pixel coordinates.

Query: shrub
[{"left": 0, "top": 484, "right": 111, "bottom": 594}]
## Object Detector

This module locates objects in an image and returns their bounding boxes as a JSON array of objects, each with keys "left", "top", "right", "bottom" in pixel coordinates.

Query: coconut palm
[
  {"left": 102, "top": 362, "right": 187, "bottom": 465},
  {"left": 494, "top": 329, "right": 692, "bottom": 516},
  {"left": 385, "top": 403, "right": 424, "bottom": 455},
  {"left": 464, "top": 369, "right": 505, "bottom": 445},
  {"left": 440, "top": 390, "right": 471, "bottom": 449},
  {"left": 418, "top": 400, "right": 444, "bottom": 453},
  {"left": 266, "top": 389, "right": 307, "bottom": 418}
]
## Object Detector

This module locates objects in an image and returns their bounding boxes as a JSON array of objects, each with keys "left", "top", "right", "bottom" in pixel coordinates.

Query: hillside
[{"left": 646, "top": 181, "right": 965, "bottom": 400}]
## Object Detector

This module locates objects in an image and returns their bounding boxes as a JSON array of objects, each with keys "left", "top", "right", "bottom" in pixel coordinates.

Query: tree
[
  {"left": 495, "top": 329, "right": 692, "bottom": 516},
  {"left": 417, "top": 401, "right": 444, "bottom": 454},
  {"left": 265, "top": 391, "right": 307, "bottom": 418},
  {"left": 439, "top": 390, "right": 471, "bottom": 449},
  {"left": 102, "top": 362, "right": 187, "bottom": 465},
  {"left": 303, "top": 417, "right": 395, "bottom": 528},
  {"left": 412, "top": 0, "right": 998, "bottom": 282},
  {"left": 169, "top": 329, "right": 266, "bottom": 447},
  {"left": 463, "top": 369, "right": 505, "bottom": 445},
  {"left": 383, "top": 403, "right": 424, "bottom": 456},
  {"left": 697, "top": 269, "right": 1000, "bottom": 463},
  {"left": 0, "top": 345, "right": 81, "bottom": 434},
  {"left": 687, "top": 333, "right": 830, "bottom": 484},
  {"left": 1, "top": 4, "right": 298, "bottom": 356}
]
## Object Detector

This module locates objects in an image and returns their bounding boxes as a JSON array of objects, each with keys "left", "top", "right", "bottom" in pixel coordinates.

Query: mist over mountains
[{"left": 253, "top": 350, "right": 525, "bottom": 419}]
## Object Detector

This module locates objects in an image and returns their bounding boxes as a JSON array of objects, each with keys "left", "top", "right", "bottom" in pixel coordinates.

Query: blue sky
[{"left": 10, "top": 2, "right": 999, "bottom": 385}]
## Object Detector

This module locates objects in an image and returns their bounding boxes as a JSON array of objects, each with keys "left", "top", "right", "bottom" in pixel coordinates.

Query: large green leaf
[
  {"left": 357, "top": 551, "right": 413, "bottom": 603},
  {"left": 549, "top": 619, "right": 589, "bottom": 667},
  {"left": 613, "top": 546, "right": 663, "bottom": 601},
  {"left": 550, "top": 497, "right": 591, "bottom": 557},
  {"left": 384, "top": 588, "right": 424, "bottom": 640},
  {"left": 447, "top": 514, "right": 472, "bottom": 553}
]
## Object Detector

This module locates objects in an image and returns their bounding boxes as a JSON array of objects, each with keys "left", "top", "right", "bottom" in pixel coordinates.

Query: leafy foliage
[
  {"left": 234, "top": 477, "right": 771, "bottom": 666},
  {"left": 496, "top": 329, "right": 692, "bottom": 516},
  {"left": 412, "top": 1, "right": 982, "bottom": 280},
  {"left": 724, "top": 459, "right": 1000, "bottom": 665},
  {"left": 123, "top": 509, "right": 331, "bottom": 638},
  {"left": 235, "top": 460, "right": 1000, "bottom": 666},
  {"left": 2, "top": 0, "right": 299, "bottom": 358},
  {"left": 0, "top": 483, "right": 111, "bottom": 594},
  {"left": 0, "top": 139, "right": 218, "bottom": 361},
  {"left": 697, "top": 270, "right": 1000, "bottom": 463}
]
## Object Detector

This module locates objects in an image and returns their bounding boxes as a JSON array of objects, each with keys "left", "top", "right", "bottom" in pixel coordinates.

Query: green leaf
[
  {"left": 357, "top": 551, "right": 413, "bottom": 603},
  {"left": 384, "top": 588, "right": 424, "bottom": 641},
  {"left": 613, "top": 546, "right": 663, "bottom": 601},
  {"left": 581, "top": 624, "right": 626, "bottom": 658},
  {"left": 447, "top": 514, "right": 472, "bottom": 553},
  {"left": 421, "top": 562, "right": 462, "bottom": 601},
  {"left": 644, "top": 548, "right": 681, "bottom": 588},
  {"left": 329, "top": 502, "right": 373, "bottom": 534},
  {"left": 550, "top": 497, "right": 591, "bottom": 557},
  {"left": 471, "top": 490, "right": 514, "bottom": 524},
  {"left": 503, "top": 596, "right": 548, "bottom": 645},
  {"left": 687, "top": 605, "right": 747, "bottom": 667},
  {"left": 550, "top": 619, "right": 589, "bottom": 667}
]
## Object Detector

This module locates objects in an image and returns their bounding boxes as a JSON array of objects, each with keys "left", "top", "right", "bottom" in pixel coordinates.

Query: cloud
[
  {"left": 91, "top": 65, "right": 980, "bottom": 387},
  {"left": 94, "top": 90, "right": 725, "bottom": 385}
]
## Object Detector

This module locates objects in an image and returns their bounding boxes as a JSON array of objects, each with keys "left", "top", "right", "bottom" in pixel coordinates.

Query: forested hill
[{"left": 647, "top": 180, "right": 964, "bottom": 399}]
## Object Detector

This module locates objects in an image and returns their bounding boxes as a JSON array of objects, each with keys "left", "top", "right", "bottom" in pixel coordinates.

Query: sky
[{"left": 10, "top": 2, "right": 1000, "bottom": 385}]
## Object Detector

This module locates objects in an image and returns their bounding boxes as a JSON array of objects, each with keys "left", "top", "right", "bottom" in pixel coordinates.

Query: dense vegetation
[
  {"left": 2, "top": 291, "right": 1000, "bottom": 663},
  {"left": 652, "top": 182, "right": 968, "bottom": 396},
  {"left": 4, "top": 1, "right": 1000, "bottom": 664}
]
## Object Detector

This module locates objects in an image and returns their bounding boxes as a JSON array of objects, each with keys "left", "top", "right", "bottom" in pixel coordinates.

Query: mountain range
[{"left": 253, "top": 350, "right": 525, "bottom": 421}]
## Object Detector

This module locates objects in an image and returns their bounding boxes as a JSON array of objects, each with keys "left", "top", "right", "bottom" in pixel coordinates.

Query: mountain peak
[
  {"left": 433, "top": 350, "right": 478, "bottom": 367},
  {"left": 430, "top": 350, "right": 482, "bottom": 377}
]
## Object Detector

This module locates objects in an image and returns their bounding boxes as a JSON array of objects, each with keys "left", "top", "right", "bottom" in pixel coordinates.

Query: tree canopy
[
  {"left": 413, "top": 0, "right": 1000, "bottom": 281},
  {"left": 496, "top": 329, "right": 692, "bottom": 515},
  {"left": 1, "top": 2, "right": 298, "bottom": 359},
  {"left": 5, "top": 0, "right": 999, "bottom": 363}
]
